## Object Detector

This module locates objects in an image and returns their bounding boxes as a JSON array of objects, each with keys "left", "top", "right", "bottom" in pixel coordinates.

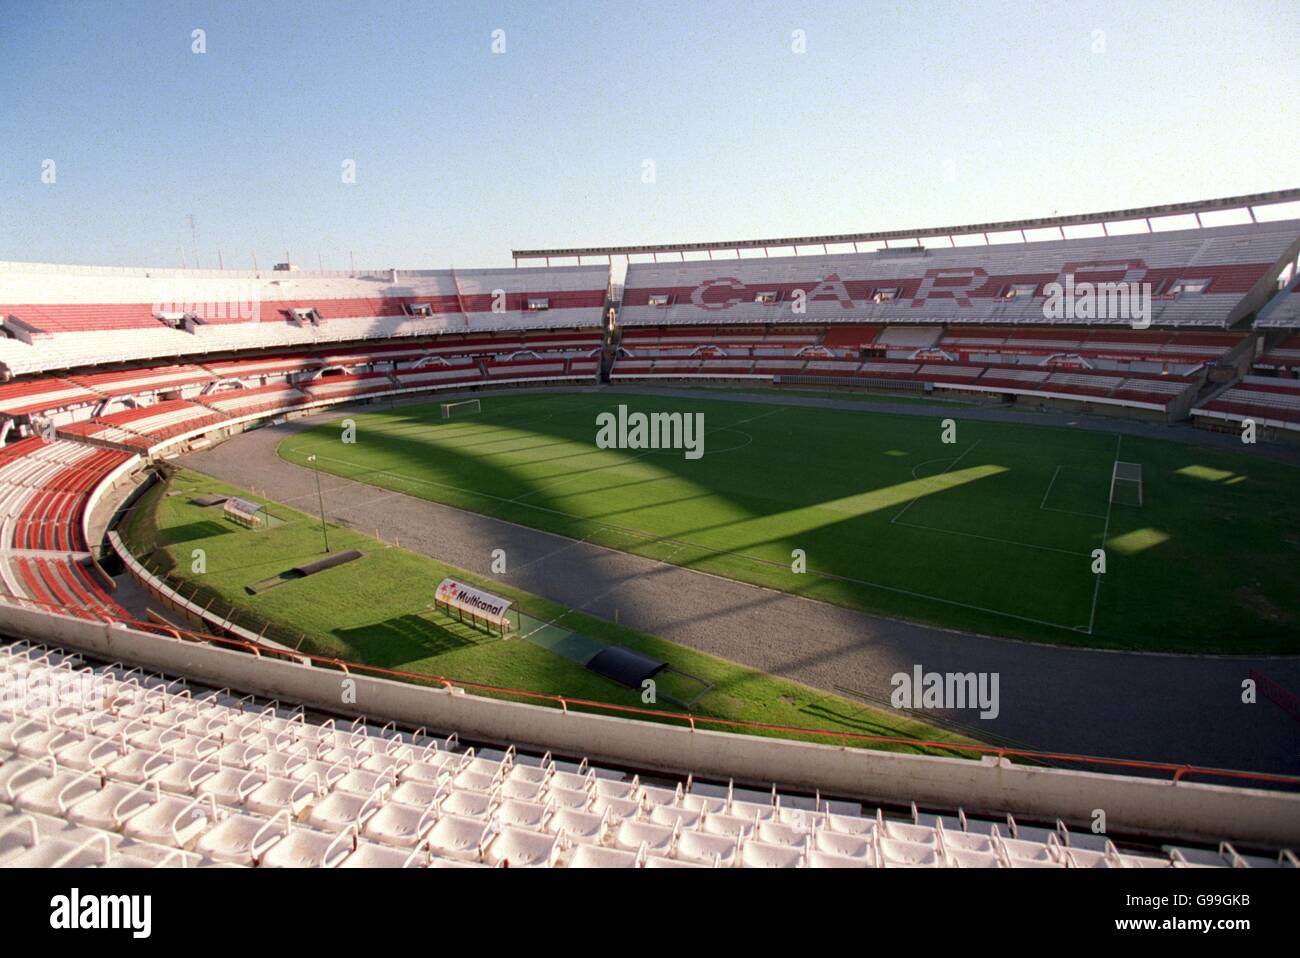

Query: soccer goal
[
  {"left": 441, "top": 399, "right": 481, "bottom": 420},
  {"left": 1110, "top": 460, "right": 1143, "bottom": 506}
]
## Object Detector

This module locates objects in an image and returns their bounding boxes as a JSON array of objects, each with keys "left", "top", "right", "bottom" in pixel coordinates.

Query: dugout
[
  {"left": 223, "top": 496, "right": 268, "bottom": 529},
  {"left": 585, "top": 646, "right": 668, "bottom": 688}
]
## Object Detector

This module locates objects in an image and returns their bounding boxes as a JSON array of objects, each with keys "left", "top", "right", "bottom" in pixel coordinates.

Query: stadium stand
[
  {"left": 1194, "top": 375, "right": 1300, "bottom": 431},
  {"left": 1256, "top": 333, "right": 1300, "bottom": 371},
  {"left": 1, "top": 637, "right": 1296, "bottom": 868},
  {"left": 0, "top": 377, "right": 100, "bottom": 418},
  {"left": 612, "top": 326, "right": 1213, "bottom": 411},
  {"left": 297, "top": 373, "right": 396, "bottom": 403},
  {"left": 1254, "top": 268, "right": 1300, "bottom": 328},
  {"left": 198, "top": 384, "right": 312, "bottom": 418},
  {"left": 609, "top": 221, "right": 1300, "bottom": 415},
  {"left": 1, "top": 206, "right": 1299, "bottom": 870},
  {"left": 57, "top": 401, "right": 229, "bottom": 453},
  {"left": 68, "top": 364, "right": 217, "bottom": 399},
  {"left": 0, "top": 263, "right": 611, "bottom": 375},
  {"left": 618, "top": 221, "right": 1300, "bottom": 328},
  {"left": 0, "top": 438, "right": 133, "bottom": 619}
]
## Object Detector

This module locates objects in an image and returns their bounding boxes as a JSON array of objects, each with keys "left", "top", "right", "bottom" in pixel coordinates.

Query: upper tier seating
[
  {"left": 4, "top": 639, "right": 1291, "bottom": 868},
  {"left": 0, "top": 264, "right": 610, "bottom": 374},
  {"left": 619, "top": 221, "right": 1300, "bottom": 329},
  {"left": 1254, "top": 269, "right": 1300, "bottom": 328}
]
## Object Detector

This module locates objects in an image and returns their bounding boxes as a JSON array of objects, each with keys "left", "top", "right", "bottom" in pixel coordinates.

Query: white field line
[
  {"left": 889, "top": 439, "right": 983, "bottom": 525},
  {"left": 1040, "top": 465, "right": 1063, "bottom": 510},
  {"left": 1086, "top": 434, "right": 1123, "bottom": 635},
  {"left": 1041, "top": 506, "right": 1108, "bottom": 520},
  {"left": 1039, "top": 465, "right": 1106, "bottom": 519},
  {"left": 891, "top": 518, "right": 1092, "bottom": 558}
]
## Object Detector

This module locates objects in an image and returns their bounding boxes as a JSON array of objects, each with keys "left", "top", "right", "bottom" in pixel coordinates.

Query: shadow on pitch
[{"left": 332, "top": 612, "right": 484, "bottom": 667}]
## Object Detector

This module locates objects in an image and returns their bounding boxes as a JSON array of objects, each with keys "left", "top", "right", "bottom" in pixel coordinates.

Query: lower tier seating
[
  {"left": 1196, "top": 375, "right": 1300, "bottom": 429},
  {"left": 4, "top": 640, "right": 1292, "bottom": 868}
]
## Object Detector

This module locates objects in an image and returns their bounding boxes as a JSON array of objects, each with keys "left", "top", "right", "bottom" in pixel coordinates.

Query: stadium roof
[{"left": 512, "top": 188, "right": 1300, "bottom": 263}]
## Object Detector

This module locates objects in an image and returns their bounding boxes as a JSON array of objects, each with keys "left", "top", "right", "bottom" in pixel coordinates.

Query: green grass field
[
  {"left": 122, "top": 469, "right": 976, "bottom": 756},
  {"left": 276, "top": 391, "right": 1300, "bottom": 654}
]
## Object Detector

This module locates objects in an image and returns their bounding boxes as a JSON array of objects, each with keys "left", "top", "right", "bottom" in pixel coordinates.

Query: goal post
[
  {"left": 1110, "top": 460, "right": 1143, "bottom": 506},
  {"left": 440, "top": 399, "right": 481, "bottom": 420}
]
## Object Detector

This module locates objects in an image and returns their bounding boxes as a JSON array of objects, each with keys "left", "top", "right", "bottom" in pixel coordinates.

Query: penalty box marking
[{"left": 1039, "top": 464, "right": 1108, "bottom": 520}]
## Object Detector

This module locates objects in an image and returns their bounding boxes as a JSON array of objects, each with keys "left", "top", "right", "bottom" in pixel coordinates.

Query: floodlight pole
[{"left": 307, "top": 455, "right": 330, "bottom": 553}]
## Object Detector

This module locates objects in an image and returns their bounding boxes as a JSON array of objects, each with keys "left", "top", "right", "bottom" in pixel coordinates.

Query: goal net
[
  {"left": 1110, "top": 460, "right": 1143, "bottom": 506},
  {"left": 441, "top": 399, "right": 481, "bottom": 420}
]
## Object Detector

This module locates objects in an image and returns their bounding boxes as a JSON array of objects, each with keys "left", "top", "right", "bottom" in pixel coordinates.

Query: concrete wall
[
  {"left": 108, "top": 530, "right": 304, "bottom": 660},
  {"left": 1, "top": 600, "right": 1297, "bottom": 849}
]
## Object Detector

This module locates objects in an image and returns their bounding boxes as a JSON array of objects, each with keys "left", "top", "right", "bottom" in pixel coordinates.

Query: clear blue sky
[{"left": 1, "top": 0, "right": 1297, "bottom": 271}]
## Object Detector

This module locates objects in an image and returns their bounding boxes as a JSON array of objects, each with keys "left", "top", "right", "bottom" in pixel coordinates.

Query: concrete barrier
[{"left": 107, "top": 529, "right": 304, "bottom": 660}]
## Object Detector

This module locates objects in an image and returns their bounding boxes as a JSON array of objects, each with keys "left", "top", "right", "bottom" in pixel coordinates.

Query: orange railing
[{"left": 4, "top": 592, "right": 1300, "bottom": 791}]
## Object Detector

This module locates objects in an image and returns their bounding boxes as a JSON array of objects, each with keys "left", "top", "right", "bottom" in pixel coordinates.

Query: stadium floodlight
[
  {"left": 1110, "top": 461, "right": 1144, "bottom": 506},
  {"left": 441, "top": 399, "right": 481, "bottom": 420},
  {"left": 306, "top": 454, "right": 330, "bottom": 552}
]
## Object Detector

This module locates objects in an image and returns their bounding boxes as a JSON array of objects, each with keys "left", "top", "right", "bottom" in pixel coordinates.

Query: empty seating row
[
  {"left": 69, "top": 364, "right": 216, "bottom": 398},
  {"left": 1196, "top": 376, "right": 1300, "bottom": 429},
  {"left": 611, "top": 348, "right": 1192, "bottom": 410},
  {"left": 6, "top": 449, "right": 132, "bottom": 552},
  {"left": 298, "top": 374, "right": 396, "bottom": 401},
  {"left": 199, "top": 384, "right": 312, "bottom": 418},
  {"left": 8, "top": 558, "right": 122, "bottom": 619},
  {"left": 0, "top": 437, "right": 135, "bottom": 614},
  {"left": 941, "top": 327, "right": 1244, "bottom": 362},
  {"left": 58, "top": 401, "right": 229, "bottom": 452},
  {"left": 0, "top": 328, "right": 605, "bottom": 423},
  {"left": 6, "top": 641, "right": 1290, "bottom": 868},
  {"left": 1257, "top": 334, "right": 1300, "bottom": 370},
  {"left": 0, "top": 378, "right": 100, "bottom": 417}
]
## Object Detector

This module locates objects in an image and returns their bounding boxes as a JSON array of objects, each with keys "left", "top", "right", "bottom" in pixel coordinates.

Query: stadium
[{"left": 0, "top": 5, "right": 1297, "bottom": 919}]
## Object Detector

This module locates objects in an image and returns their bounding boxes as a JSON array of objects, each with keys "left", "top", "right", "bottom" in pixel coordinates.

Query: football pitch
[{"left": 277, "top": 391, "right": 1300, "bottom": 653}]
